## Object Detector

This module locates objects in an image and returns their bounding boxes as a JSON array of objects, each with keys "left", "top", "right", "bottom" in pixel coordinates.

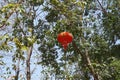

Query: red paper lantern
[{"left": 57, "top": 32, "right": 73, "bottom": 50}]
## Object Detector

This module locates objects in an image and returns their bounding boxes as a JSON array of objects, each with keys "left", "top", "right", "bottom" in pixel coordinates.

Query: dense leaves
[
  {"left": 0, "top": 0, "right": 120, "bottom": 80},
  {"left": 41, "top": 0, "right": 120, "bottom": 80}
]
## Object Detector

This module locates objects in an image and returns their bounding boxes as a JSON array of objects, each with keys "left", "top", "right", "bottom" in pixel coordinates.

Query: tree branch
[
  {"left": 26, "top": 46, "right": 33, "bottom": 80},
  {"left": 72, "top": 41, "right": 85, "bottom": 64},
  {"left": 96, "top": 0, "right": 107, "bottom": 15},
  {"left": 0, "top": 11, "right": 14, "bottom": 29},
  {"left": 72, "top": 41, "right": 99, "bottom": 80},
  {"left": 84, "top": 49, "right": 99, "bottom": 80},
  {"left": 15, "top": 58, "right": 20, "bottom": 80}
]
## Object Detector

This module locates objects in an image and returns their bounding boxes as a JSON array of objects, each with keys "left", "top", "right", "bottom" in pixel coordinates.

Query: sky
[{"left": 0, "top": 0, "right": 120, "bottom": 80}]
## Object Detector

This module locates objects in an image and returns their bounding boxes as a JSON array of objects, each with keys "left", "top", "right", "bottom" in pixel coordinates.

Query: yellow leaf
[
  {"left": 21, "top": 45, "right": 28, "bottom": 50},
  {"left": 13, "top": 38, "right": 20, "bottom": 43}
]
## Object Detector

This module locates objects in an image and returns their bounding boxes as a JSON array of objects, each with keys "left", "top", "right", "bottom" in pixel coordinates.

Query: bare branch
[{"left": 96, "top": 0, "right": 107, "bottom": 15}]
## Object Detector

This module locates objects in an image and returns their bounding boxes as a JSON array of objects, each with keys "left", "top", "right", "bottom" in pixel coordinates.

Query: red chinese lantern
[{"left": 57, "top": 32, "right": 73, "bottom": 50}]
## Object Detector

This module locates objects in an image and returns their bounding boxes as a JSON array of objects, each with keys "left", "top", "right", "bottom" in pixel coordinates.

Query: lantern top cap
[{"left": 59, "top": 32, "right": 73, "bottom": 37}]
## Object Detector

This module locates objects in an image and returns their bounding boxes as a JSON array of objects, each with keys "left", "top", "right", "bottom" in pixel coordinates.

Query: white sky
[{"left": 0, "top": 0, "right": 119, "bottom": 80}]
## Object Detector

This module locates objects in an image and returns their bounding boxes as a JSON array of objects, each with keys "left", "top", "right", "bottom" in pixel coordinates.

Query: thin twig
[
  {"left": 96, "top": 0, "right": 107, "bottom": 15},
  {"left": 15, "top": 58, "right": 20, "bottom": 80}
]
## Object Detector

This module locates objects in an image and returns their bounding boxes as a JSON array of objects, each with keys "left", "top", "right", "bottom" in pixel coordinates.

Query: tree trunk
[{"left": 26, "top": 46, "right": 33, "bottom": 80}]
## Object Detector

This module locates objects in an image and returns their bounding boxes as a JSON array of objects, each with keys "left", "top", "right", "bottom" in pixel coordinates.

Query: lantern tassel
[{"left": 62, "top": 43, "right": 68, "bottom": 50}]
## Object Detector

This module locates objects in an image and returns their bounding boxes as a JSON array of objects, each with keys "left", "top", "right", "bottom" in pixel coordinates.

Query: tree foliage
[{"left": 0, "top": 0, "right": 120, "bottom": 80}]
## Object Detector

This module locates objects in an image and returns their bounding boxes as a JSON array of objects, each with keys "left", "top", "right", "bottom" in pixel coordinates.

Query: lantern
[{"left": 57, "top": 32, "right": 73, "bottom": 50}]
